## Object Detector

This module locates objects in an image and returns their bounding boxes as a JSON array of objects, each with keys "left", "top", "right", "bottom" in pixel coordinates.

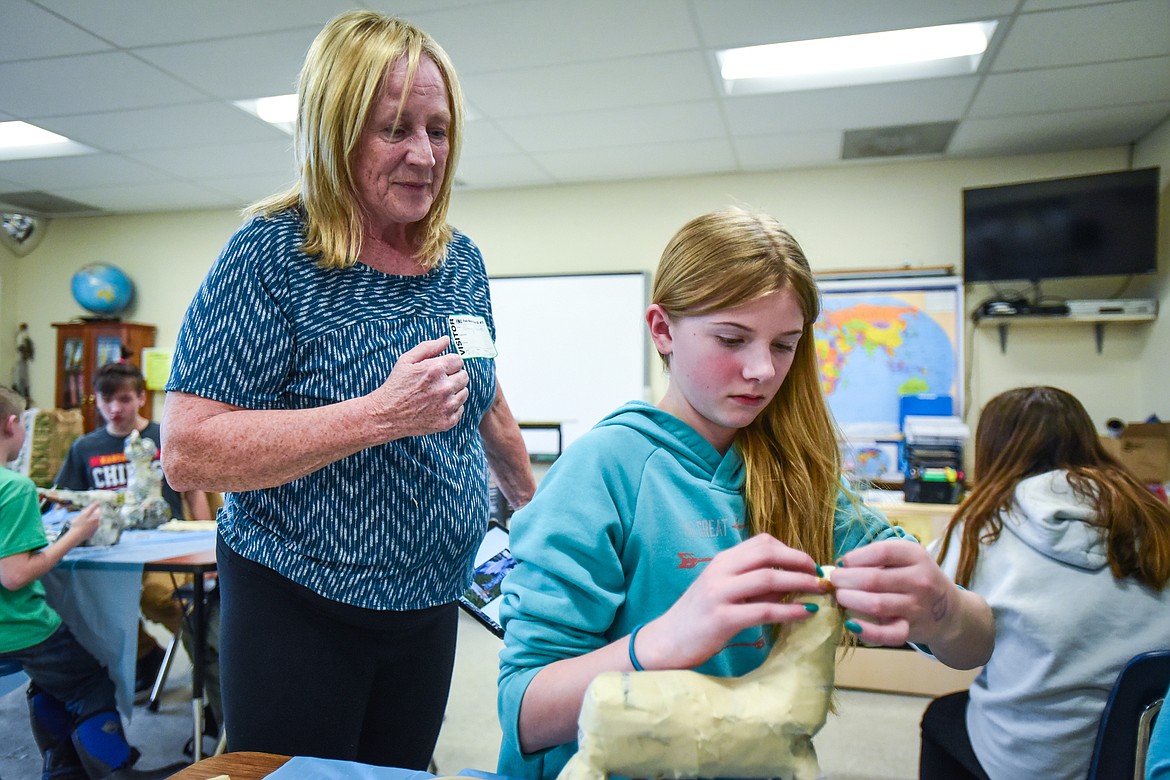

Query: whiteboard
[{"left": 488, "top": 273, "right": 649, "bottom": 449}]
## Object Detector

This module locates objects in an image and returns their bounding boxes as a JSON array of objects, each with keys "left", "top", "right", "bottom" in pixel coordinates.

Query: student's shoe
[
  {"left": 132, "top": 645, "right": 165, "bottom": 703},
  {"left": 27, "top": 685, "right": 87, "bottom": 779},
  {"left": 71, "top": 712, "right": 186, "bottom": 779}
]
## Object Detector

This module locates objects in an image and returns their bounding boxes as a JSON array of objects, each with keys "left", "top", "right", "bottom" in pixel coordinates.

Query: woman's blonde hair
[
  {"left": 249, "top": 10, "right": 464, "bottom": 270},
  {"left": 936, "top": 385, "right": 1170, "bottom": 590},
  {"left": 651, "top": 207, "right": 842, "bottom": 563}
]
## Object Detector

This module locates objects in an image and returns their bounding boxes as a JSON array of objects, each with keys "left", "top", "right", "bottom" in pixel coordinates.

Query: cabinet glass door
[
  {"left": 95, "top": 336, "right": 123, "bottom": 367},
  {"left": 62, "top": 337, "right": 85, "bottom": 409}
]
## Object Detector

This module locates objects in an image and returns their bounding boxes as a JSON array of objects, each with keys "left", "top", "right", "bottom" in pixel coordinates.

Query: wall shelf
[{"left": 973, "top": 312, "right": 1156, "bottom": 354}]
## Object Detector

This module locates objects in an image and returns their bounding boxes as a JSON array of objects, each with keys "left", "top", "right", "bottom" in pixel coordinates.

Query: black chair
[{"left": 1086, "top": 649, "right": 1170, "bottom": 780}]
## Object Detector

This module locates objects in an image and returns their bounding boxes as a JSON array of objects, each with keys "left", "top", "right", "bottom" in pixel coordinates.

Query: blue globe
[{"left": 71, "top": 263, "right": 134, "bottom": 316}]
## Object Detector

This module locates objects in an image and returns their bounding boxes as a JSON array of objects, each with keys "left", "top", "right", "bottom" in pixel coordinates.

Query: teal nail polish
[
  {"left": 815, "top": 564, "right": 825, "bottom": 577},
  {"left": 845, "top": 619, "right": 862, "bottom": 634},
  {"left": 803, "top": 603, "right": 819, "bottom": 613},
  {"left": 835, "top": 558, "right": 845, "bottom": 568}
]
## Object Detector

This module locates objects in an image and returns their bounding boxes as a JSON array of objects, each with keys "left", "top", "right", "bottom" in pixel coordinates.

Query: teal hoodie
[{"left": 496, "top": 401, "right": 905, "bottom": 780}]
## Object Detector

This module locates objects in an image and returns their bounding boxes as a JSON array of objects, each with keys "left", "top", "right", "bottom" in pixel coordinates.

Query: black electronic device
[
  {"left": 963, "top": 167, "right": 1160, "bottom": 284},
  {"left": 457, "top": 521, "right": 512, "bottom": 638},
  {"left": 975, "top": 298, "right": 1071, "bottom": 319}
]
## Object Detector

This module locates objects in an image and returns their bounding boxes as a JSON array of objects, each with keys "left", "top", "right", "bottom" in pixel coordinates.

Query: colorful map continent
[
  {"left": 816, "top": 303, "right": 923, "bottom": 397},
  {"left": 813, "top": 288, "right": 959, "bottom": 429}
]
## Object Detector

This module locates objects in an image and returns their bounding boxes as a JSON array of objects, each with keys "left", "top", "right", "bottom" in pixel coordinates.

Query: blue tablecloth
[
  {"left": 41, "top": 528, "right": 217, "bottom": 717},
  {"left": 268, "top": 758, "right": 516, "bottom": 780}
]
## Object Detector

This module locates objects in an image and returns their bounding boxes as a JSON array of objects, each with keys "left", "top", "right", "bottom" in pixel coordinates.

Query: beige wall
[
  {"left": 1, "top": 141, "right": 1167, "bottom": 434},
  {"left": 1133, "top": 116, "right": 1170, "bottom": 418}
]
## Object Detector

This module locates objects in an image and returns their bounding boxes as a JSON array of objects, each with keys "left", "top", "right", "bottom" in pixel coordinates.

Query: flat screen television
[{"left": 962, "top": 167, "right": 1160, "bottom": 284}]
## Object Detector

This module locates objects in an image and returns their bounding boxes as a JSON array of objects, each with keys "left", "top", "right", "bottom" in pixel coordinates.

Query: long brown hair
[
  {"left": 651, "top": 207, "right": 843, "bottom": 564},
  {"left": 249, "top": 10, "right": 464, "bottom": 270},
  {"left": 936, "top": 386, "right": 1170, "bottom": 589}
]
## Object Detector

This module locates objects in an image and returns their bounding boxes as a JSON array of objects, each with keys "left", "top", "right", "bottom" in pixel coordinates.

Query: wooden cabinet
[{"left": 52, "top": 321, "right": 156, "bottom": 432}]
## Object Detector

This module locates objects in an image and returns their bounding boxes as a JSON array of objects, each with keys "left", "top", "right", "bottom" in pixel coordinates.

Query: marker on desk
[{"left": 919, "top": 467, "right": 960, "bottom": 483}]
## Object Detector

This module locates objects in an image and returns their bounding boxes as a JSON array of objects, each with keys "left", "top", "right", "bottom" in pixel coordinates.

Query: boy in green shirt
[{"left": 0, "top": 385, "right": 182, "bottom": 779}]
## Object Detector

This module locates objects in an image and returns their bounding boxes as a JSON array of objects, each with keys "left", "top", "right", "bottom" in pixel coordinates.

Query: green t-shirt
[{"left": 0, "top": 467, "right": 62, "bottom": 653}]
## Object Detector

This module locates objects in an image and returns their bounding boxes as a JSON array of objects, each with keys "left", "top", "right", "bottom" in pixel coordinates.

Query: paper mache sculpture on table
[
  {"left": 37, "top": 429, "right": 171, "bottom": 546},
  {"left": 558, "top": 570, "right": 845, "bottom": 780}
]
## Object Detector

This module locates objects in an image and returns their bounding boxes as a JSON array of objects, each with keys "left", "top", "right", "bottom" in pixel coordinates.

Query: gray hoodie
[{"left": 936, "top": 470, "right": 1170, "bottom": 780}]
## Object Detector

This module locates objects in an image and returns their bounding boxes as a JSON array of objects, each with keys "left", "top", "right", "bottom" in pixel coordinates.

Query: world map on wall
[{"left": 814, "top": 285, "right": 961, "bottom": 434}]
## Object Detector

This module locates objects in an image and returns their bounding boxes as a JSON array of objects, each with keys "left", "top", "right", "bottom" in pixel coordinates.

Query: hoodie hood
[
  {"left": 594, "top": 401, "right": 744, "bottom": 492},
  {"left": 1002, "top": 470, "right": 1108, "bottom": 571}
]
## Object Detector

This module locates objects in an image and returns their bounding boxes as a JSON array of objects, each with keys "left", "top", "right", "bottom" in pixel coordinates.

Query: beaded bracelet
[{"left": 628, "top": 623, "right": 646, "bottom": 671}]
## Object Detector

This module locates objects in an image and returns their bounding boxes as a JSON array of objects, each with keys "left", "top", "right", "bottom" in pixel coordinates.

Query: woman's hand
[
  {"left": 369, "top": 336, "right": 469, "bottom": 439},
  {"left": 830, "top": 538, "right": 993, "bottom": 669},
  {"left": 634, "top": 534, "right": 826, "bottom": 670}
]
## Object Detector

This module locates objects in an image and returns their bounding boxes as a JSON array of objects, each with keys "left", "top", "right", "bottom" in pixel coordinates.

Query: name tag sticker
[{"left": 448, "top": 315, "right": 498, "bottom": 359}]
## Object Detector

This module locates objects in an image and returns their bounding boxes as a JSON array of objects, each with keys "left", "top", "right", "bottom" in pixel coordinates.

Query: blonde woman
[{"left": 162, "top": 11, "right": 534, "bottom": 767}]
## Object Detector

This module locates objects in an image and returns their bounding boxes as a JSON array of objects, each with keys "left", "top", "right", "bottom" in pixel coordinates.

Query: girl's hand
[
  {"left": 829, "top": 538, "right": 958, "bottom": 647},
  {"left": 634, "top": 534, "right": 827, "bottom": 670}
]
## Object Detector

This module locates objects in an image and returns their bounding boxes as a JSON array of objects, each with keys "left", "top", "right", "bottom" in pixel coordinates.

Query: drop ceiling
[{"left": 1, "top": 0, "right": 1168, "bottom": 217}]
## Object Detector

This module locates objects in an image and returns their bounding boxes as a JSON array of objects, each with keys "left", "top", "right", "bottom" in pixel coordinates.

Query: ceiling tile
[
  {"left": 494, "top": 101, "right": 726, "bottom": 153},
  {"left": 725, "top": 77, "right": 977, "bottom": 135},
  {"left": 0, "top": 0, "right": 112, "bottom": 62},
  {"left": 970, "top": 56, "right": 1170, "bottom": 116},
  {"left": 127, "top": 141, "right": 296, "bottom": 180},
  {"left": 133, "top": 30, "right": 321, "bottom": 100},
  {"left": 29, "top": 0, "right": 354, "bottom": 47},
  {"left": 0, "top": 152, "right": 170, "bottom": 189},
  {"left": 404, "top": 0, "right": 699, "bottom": 74},
  {"left": 689, "top": 0, "right": 1018, "bottom": 48},
  {"left": 995, "top": 0, "right": 1170, "bottom": 70},
  {"left": 733, "top": 131, "right": 844, "bottom": 170},
  {"left": 0, "top": 52, "right": 206, "bottom": 117},
  {"left": 951, "top": 102, "right": 1170, "bottom": 155},
  {"left": 532, "top": 138, "right": 737, "bottom": 182},
  {"left": 463, "top": 51, "right": 716, "bottom": 118},
  {"left": 50, "top": 181, "right": 236, "bottom": 213},
  {"left": 33, "top": 103, "right": 288, "bottom": 154}
]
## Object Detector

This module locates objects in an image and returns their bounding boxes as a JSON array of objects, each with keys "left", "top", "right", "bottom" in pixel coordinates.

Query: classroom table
[
  {"left": 168, "top": 753, "right": 504, "bottom": 780},
  {"left": 41, "top": 528, "right": 218, "bottom": 758},
  {"left": 168, "top": 751, "right": 289, "bottom": 779}
]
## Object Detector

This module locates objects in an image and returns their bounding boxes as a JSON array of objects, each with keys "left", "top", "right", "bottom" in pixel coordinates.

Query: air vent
[
  {"left": 841, "top": 121, "right": 957, "bottom": 159},
  {"left": 0, "top": 191, "right": 103, "bottom": 217}
]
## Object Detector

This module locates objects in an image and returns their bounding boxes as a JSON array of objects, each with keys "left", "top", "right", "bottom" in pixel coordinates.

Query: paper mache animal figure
[
  {"left": 37, "top": 487, "right": 124, "bottom": 547},
  {"left": 37, "top": 430, "right": 171, "bottom": 546},
  {"left": 558, "top": 570, "right": 844, "bottom": 780},
  {"left": 121, "top": 429, "right": 171, "bottom": 531}
]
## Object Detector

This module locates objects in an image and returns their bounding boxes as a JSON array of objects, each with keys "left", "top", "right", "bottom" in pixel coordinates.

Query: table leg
[{"left": 191, "top": 572, "right": 206, "bottom": 762}]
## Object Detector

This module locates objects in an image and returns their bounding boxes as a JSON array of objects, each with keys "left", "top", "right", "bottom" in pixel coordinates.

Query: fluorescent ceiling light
[
  {"left": 718, "top": 20, "right": 997, "bottom": 95},
  {"left": 0, "top": 121, "right": 94, "bottom": 161},
  {"left": 234, "top": 94, "right": 297, "bottom": 134}
]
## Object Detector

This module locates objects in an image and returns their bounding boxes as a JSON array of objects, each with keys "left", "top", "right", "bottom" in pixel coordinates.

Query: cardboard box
[{"left": 1101, "top": 422, "right": 1170, "bottom": 484}]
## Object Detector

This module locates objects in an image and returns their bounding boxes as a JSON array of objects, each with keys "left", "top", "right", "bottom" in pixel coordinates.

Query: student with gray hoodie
[{"left": 924, "top": 385, "right": 1170, "bottom": 780}]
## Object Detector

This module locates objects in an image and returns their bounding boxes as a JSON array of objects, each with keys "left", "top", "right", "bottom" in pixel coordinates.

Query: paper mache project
[
  {"left": 558, "top": 574, "right": 843, "bottom": 780},
  {"left": 120, "top": 428, "right": 171, "bottom": 531},
  {"left": 36, "top": 430, "right": 171, "bottom": 546}
]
